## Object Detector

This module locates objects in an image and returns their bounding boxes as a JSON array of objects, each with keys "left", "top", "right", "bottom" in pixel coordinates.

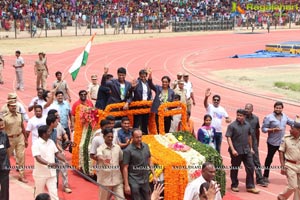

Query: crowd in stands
[{"left": 1, "top": 0, "right": 300, "bottom": 32}]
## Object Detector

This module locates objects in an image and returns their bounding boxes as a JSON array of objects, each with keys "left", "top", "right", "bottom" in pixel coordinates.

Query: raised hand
[{"left": 205, "top": 88, "right": 211, "bottom": 97}]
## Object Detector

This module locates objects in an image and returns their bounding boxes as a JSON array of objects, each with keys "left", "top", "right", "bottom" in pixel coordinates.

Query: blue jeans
[{"left": 214, "top": 132, "right": 222, "bottom": 154}]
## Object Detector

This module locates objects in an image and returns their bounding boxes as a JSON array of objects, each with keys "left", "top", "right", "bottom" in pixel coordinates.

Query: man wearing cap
[
  {"left": 278, "top": 121, "right": 300, "bottom": 200},
  {"left": 1, "top": 93, "right": 29, "bottom": 122},
  {"left": 174, "top": 80, "right": 187, "bottom": 105},
  {"left": 34, "top": 52, "right": 48, "bottom": 90},
  {"left": 183, "top": 73, "right": 196, "bottom": 113},
  {"left": 87, "top": 74, "right": 100, "bottom": 106},
  {"left": 226, "top": 109, "right": 259, "bottom": 194},
  {"left": 3, "top": 99, "right": 28, "bottom": 183},
  {"left": 171, "top": 72, "right": 183, "bottom": 89},
  {"left": 13, "top": 50, "right": 25, "bottom": 91}
]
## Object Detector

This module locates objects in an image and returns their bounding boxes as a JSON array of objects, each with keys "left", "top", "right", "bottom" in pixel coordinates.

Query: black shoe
[
  {"left": 263, "top": 177, "right": 270, "bottom": 184},
  {"left": 257, "top": 181, "right": 268, "bottom": 187}
]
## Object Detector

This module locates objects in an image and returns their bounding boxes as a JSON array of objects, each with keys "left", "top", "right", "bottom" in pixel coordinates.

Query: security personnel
[
  {"left": 34, "top": 52, "right": 48, "bottom": 90},
  {"left": 87, "top": 74, "right": 99, "bottom": 106},
  {"left": 278, "top": 122, "right": 300, "bottom": 200},
  {"left": 1, "top": 92, "right": 29, "bottom": 122},
  {"left": 3, "top": 99, "right": 28, "bottom": 183}
]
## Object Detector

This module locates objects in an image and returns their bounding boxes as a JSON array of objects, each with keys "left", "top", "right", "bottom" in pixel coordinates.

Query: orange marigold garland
[
  {"left": 72, "top": 105, "right": 84, "bottom": 168},
  {"left": 158, "top": 102, "right": 187, "bottom": 134},
  {"left": 143, "top": 135, "right": 188, "bottom": 200}
]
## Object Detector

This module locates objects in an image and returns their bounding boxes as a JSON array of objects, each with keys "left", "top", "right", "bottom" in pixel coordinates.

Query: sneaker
[
  {"left": 263, "top": 177, "right": 270, "bottom": 184},
  {"left": 246, "top": 188, "right": 260, "bottom": 194},
  {"left": 257, "top": 181, "right": 268, "bottom": 187},
  {"left": 231, "top": 187, "right": 239, "bottom": 192},
  {"left": 64, "top": 187, "right": 72, "bottom": 193}
]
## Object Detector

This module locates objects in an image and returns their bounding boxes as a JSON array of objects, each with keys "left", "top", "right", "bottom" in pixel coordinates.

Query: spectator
[{"left": 197, "top": 114, "right": 216, "bottom": 149}]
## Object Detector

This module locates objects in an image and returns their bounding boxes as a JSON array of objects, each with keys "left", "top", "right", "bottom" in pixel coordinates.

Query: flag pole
[{"left": 62, "top": 32, "right": 97, "bottom": 81}]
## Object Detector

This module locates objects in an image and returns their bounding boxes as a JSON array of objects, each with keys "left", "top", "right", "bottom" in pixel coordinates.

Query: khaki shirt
[
  {"left": 35, "top": 58, "right": 47, "bottom": 71},
  {"left": 96, "top": 143, "right": 123, "bottom": 186},
  {"left": 279, "top": 134, "right": 300, "bottom": 162},
  {"left": 174, "top": 87, "right": 187, "bottom": 104},
  {"left": 87, "top": 83, "right": 99, "bottom": 100},
  {"left": 3, "top": 112, "right": 23, "bottom": 136}
]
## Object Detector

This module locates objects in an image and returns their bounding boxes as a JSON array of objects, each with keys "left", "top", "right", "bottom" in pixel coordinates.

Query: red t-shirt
[{"left": 71, "top": 99, "right": 94, "bottom": 116}]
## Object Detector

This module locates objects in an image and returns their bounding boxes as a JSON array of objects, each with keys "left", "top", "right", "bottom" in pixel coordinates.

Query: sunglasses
[
  {"left": 213, "top": 99, "right": 220, "bottom": 102},
  {"left": 80, "top": 93, "right": 87, "bottom": 96}
]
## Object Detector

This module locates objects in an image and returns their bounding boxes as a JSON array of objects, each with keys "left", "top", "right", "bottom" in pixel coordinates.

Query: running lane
[{"left": 1, "top": 29, "right": 300, "bottom": 200}]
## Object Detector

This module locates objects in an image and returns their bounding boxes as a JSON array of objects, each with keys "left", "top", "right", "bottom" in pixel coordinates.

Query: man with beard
[{"left": 262, "top": 101, "right": 294, "bottom": 184}]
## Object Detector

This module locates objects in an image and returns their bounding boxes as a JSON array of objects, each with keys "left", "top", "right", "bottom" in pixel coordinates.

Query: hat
[
  {"left": 7, "top": 93, "right": 17, "bottom": 99},
  {"left": 7, "top": 99, "right": 17, "bottom": 106},
  {"left": 183, "top": 73, "right": 189, "bottom": 77},
  {"left": 178, "top": 80, "right": 184, "bottom": 84},
  {"left": 91, "top": 75, "right": 98, "bottom": 80},
  {"left": 177, "top": 72, "right": 183, "bottom": 76}
]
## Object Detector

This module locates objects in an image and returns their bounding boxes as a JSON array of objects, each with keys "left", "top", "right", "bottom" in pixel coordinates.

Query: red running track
[{"left": 1, "top": 29, "right": 300, "bottom": 200}]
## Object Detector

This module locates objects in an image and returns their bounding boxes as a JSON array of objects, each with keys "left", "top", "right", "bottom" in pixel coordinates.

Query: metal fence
[
  {"left": 0, "top": 16, "right": 299, "bottom": 39},
  {"left": 172, "top": 19, "right": 234, "bottom": 32}
]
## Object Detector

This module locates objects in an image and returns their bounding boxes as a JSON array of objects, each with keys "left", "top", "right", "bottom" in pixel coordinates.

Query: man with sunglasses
[
  {"left": 71, "top": 90, "right": 93, "bottom": 126},
  {"left": 204, "top": 88, "right": 231, "bottom": 154}
]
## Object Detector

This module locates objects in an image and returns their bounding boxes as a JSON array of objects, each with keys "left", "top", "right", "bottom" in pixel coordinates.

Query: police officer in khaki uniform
[
  {"left": 278, "top": 122, "right": 300, "bottom": 200},
  {"left": 35, "top": 52, "right": 48, "bottom": 90},
  {"left": 1, "top": 93, "right": 29, "bottom": 122},
  {"left": 87, "top": 74, "right": 99, "bottom": 106},
  {"left": 3, "top": 99, "right": 28, "bottom": 183}
]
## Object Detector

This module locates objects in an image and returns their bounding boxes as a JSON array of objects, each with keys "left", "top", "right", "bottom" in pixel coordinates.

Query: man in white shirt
[
  {"left": 28, "top": 88, "right": 46, "bottom": 112},
  {"left": 13, "top": 50, "right": 25, "bottom": 91},
  {"left": 204, "top": 88, "right": 231, "bottom": 154},
  {"left": 26, "top": 105, "right": 46, "bottom": 144},
  {"left": 90, "top": 118, "right": 118, "bottom": 161},
  {"left": 183, "top": 73, "right": 196, "bottom": 113},
  {"left": 184, "top": 162, "right": 222, "bottom": 200},
  {"left": 32, "top": 125, "right": 66, "bottom": 200}
]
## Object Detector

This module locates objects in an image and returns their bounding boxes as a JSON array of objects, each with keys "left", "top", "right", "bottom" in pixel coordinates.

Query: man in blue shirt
[
  {"left": 117, "top": 117, "right": 132, "bottom": 150},
  {"left": 261, "top": 101, "right": 294, "bottom": 184}
]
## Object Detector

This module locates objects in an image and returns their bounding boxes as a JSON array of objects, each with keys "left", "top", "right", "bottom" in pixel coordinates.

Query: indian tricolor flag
[{"left": 69, "top": 33, "right": 96, "bottom": 81}]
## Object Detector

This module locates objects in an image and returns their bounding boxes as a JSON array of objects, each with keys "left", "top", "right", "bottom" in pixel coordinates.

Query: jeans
[
  {"left": 263, "top": 142, "right": 279, "bottom": 178},
  {"left": 214, "top": 132, "right": 222, "bottom": 154}
]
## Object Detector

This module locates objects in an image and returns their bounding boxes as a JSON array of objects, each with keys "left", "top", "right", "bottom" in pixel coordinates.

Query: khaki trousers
[
  {"left": 279, "top": 163, "right": 300, "bottom": 200},
  {"left": 7, "top": 134, "right": 25, "bottom": 178},
  {"left": 36, "top": 70, "right": 47, "bottom": 89},
  {"left": 99, "top": 183, "right": 124, "bottom": 200}
]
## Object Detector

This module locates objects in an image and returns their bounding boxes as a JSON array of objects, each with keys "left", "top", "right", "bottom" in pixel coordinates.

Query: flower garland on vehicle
[
  {"left": 72, "top": 105, "right": 83, "bottom": 168},
  {"left": 158, "top": 101, "right": 187, "bottom": 134},
  {"left": 143, "top": 135, "right": 188, "bottom": 200},
  {"left": 80, "top": 106, "right": 100, "bottom": 129}
]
